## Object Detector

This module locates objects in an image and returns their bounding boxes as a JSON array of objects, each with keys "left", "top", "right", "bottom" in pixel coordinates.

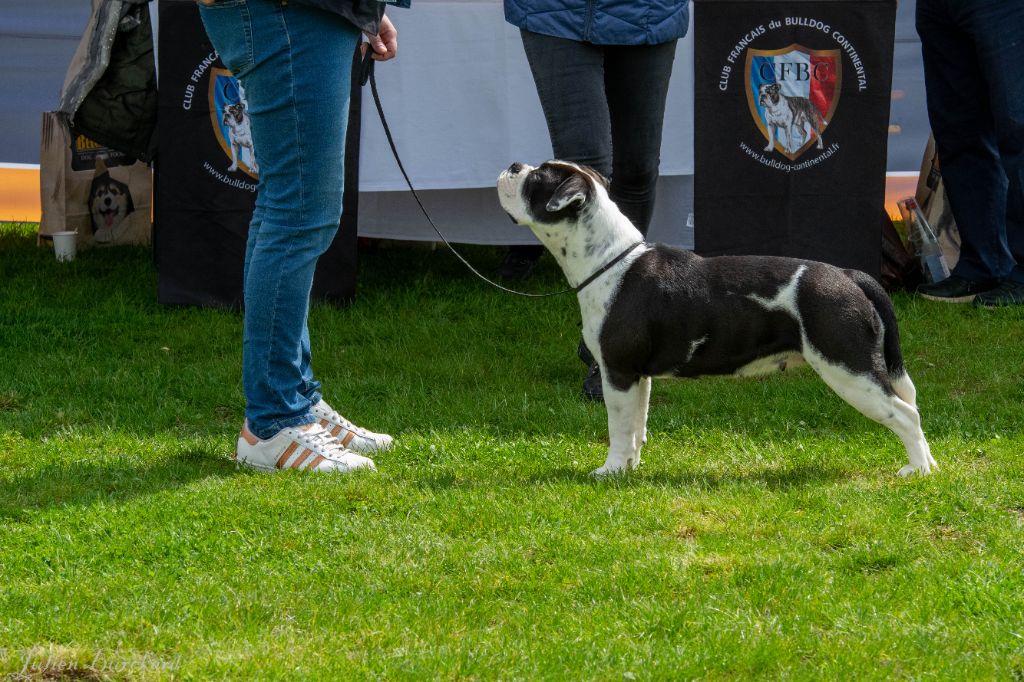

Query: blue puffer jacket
[{"left": 504, "top": 0, "right": 689, "bottom": 46}]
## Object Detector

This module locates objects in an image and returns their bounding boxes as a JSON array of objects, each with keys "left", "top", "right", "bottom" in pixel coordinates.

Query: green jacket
[{"left": 59, "top": 0, "right": 157, "bottom": 162}]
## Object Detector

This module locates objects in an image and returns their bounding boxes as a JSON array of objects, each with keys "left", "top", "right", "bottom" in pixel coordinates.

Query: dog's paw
[
  {"left": 591, "top": 465, "right": 627, "bottom": 478},
  {"left": 897, "top": 462, "right": 933, "bottom": 477},
  {"left": 591, "top": 456, "right": 640, "bottom": 478}
]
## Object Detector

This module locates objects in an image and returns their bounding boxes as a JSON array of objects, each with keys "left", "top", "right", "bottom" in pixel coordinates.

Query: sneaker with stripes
[
  {"left": 311, "top": 399, "right": 394, "bottom": 453},
  {"left": 235, "top": 420, "right": 376, "bottom": 473}
]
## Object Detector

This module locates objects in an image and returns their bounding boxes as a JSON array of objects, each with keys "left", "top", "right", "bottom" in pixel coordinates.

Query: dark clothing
[
  {"left": 60, "top": 2, "right": 157, "bottom": 161},
  {"left": 520, "top": 28, "right": 677, "bottom": 235},
  {"left": 916, "top": 0, "right": 1024, "bottom": 284},
  {"left": 504, "top": 0, "right": 688, "bottom": 46},
  {"left": 288, "top": 0, "right": 387, "bottom": 34}
]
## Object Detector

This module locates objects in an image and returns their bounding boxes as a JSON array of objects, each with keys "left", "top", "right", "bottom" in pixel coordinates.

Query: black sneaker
[
  {"left": 973, "top": 280, "right": 1024, "bottom": 307},
  {"left": 582, "top": 362, "right": 604, "bottom": 402},
  {"left": 497, "top": 246, "right": 542, "bottom": 281},
  {"left": 917, "top": 275, "right": 997, "bottom": 303}
]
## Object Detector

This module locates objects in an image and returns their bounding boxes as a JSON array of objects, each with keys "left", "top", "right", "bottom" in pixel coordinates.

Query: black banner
[
  {"left": 693, "top": 0, "right": 896, "bottom": 278},
  {"left": 154, "top": 0, "right": 360, "bottom": 308}
]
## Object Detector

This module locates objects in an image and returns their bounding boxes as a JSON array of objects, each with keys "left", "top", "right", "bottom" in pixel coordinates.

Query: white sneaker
[
  {"left": 311, "top": 399, "right": 394, "bottom": 453},
  {"left": 235, "top": 420, "right": 376, "bottom": 473}
]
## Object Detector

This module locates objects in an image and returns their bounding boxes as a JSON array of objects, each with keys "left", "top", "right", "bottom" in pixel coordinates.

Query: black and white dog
[{"left": 497, "top": 160, "right": 934, "bottom": 477}]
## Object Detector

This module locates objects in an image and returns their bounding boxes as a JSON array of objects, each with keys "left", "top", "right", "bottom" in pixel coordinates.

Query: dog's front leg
[
  {"left": 593, "top": 377, "right": 642, "bottom": 477},
  {"left": 228, "top": 143, "right": 239, "bottom": 172},
  {"left": 633, "top": 376, "right": 651, "bottom": 468},
  {"left": 763, "top": 126, "right": 775, "bottom": 152}
]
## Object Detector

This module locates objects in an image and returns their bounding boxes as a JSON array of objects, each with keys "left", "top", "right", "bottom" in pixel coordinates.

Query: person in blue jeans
[
  {"left": 197, "top": 0, "right": 398, "bottom": 471},
  {"left": 915, "top": 0, "right": 1024, "bottom": 307},
  {"left": 502, "top": 0, "right": 689, "bottom": 401}
]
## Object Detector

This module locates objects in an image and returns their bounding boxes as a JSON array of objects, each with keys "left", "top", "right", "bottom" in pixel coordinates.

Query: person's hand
[
  {"left": 362, "top": 15, "right": 398, "bottom": 62},
  {"left": 195, "top": 0, "right": 215, "bottom": 5}
]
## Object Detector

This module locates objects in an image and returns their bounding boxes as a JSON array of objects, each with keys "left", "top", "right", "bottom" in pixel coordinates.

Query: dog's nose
[{"left": 508, "top": 162, "right": 524, "bottom": 175}]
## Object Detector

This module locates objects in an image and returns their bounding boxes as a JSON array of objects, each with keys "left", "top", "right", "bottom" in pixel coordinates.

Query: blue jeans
[
  {"left": 916, "top": 0, "right": 1024, "bottom": 284},
  {"left": 199, "top": 0, "right": 361, "bottom": 439}
]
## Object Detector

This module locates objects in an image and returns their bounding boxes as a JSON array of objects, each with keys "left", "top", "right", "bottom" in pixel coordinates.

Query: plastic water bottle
[{"left": 899, "top": 197, "right": 950, "bottom": 284}]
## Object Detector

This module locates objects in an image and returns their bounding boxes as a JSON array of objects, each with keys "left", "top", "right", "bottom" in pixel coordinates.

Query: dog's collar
[{"left": 574, "top": 241, "right": 645, "bottom": 293}]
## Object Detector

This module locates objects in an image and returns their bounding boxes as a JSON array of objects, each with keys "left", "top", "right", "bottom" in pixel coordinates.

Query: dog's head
[
  {"left": 89, "top": 171, "right": 134, "bottom": 236},
  {"left": 497, "top": 160, "right": 609, "bottom": 229},
  {"left": 223, "top": 102, "right": 246, "bottom": 127},
  {"left": 758, "top": 82, "right": 781, "bottom": 107}
]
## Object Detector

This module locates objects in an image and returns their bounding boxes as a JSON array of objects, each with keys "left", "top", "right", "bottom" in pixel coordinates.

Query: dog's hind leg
[
  {"left": 593, "top": 376, "right": 642, "bottom": 477},
  {"left": 886, "top": 370, "right": 934, "bottom": 472},
  {"left": 890, "top": 371, "right": 917, "bottom": 408},
  {"left": 805, "top": 352, "right": 934, "bottom": 476},
  {"left": 786, "top": 125, "right": 799, "bottom": 153}
]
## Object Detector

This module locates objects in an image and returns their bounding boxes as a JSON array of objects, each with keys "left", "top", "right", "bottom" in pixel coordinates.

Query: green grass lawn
[{"left": 1, "top": 221, "right": 1023, "bottom": 680}]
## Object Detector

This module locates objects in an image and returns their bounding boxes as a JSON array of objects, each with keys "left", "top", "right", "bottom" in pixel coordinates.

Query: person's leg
[
  {"left": 520, "top": 30, "right": 616, "bottom": 397},
  {"left": 968, "top": 0, "right": 1024, "bottom": 285},
  {"left": 502, "top": 31, "right": 614, "bottom": 281},
  {"left": 963, "top": 0, "right": 1024, "bottom": 306},
  {"left": 520, "top": 30, "right": 614, "bottom": 176},
  {"left": 916, "top": 0, "right": 1010, "bottom": 287},
  {"left": 604, "top": 40, "right": 678, "bottom": 236},
  {"left": 201, "top": 0, "right": 358, "bottom": 439}
]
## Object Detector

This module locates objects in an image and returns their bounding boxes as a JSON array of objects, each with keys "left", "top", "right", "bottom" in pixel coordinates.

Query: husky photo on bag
[{"left": 39, "top": 112, "right": 152, "bottom": 249}]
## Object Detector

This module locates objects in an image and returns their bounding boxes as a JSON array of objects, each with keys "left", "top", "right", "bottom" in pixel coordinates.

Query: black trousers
[
  {"left": 513, "top": 29, "right": 678, "bottom": 260},
  {"left": 516, "top": 29, "right": 678, "bottom": 369},
  {"left": 916, "top": 0, "right": 1024, "bottom": 284}
]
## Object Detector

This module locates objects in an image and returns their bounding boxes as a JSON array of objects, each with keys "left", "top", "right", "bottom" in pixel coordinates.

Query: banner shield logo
[
  {"left": 745, "top": 45, "right": 841, "bottom": 160},
  {"left": 208, "top": 68, "right": 259, "bottom": 179}
]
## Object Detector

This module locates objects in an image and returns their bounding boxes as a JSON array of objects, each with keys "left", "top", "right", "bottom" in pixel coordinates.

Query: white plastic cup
[{"left": 51, "top": 231, "right": 78, "bottom": 262}]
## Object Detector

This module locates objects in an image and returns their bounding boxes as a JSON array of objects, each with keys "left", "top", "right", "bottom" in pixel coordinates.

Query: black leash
[{"left": 359, "top": 50, "right": 644, "bottom": 297}]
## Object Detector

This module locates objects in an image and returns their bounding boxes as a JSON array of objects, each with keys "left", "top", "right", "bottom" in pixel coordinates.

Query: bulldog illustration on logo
[
  {"left": 208, "top": 69, "right": 259, "bottom": 179},
  {"left": 746, "top": 44, "right": 841, "bottom": 160}
]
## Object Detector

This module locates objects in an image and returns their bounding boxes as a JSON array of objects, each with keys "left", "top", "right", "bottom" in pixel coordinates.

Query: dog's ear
[
  {"left": 545, "top": 173, "right": 589, "bottom": 214},
  {"left": 769, "top": 83, "right": 780, "bottom": 95},
  {"left": 88, "top": 173, "right": 107, "bottom": 206},
  {"left": 123, "top": 185, "right": 135, "bottom": 215}
]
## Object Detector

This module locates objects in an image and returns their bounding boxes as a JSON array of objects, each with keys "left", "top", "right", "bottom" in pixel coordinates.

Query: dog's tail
[{"left": 845, "top": 269, "right": 913, "bottom": 402}]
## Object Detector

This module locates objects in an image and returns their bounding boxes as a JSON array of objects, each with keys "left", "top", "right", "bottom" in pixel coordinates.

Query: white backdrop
[
  {"left": 356, "top": 0, "right": 695, "bottom": 245},
  {"left": 0, "top": 0, "right": 928, "bottom": 247}
]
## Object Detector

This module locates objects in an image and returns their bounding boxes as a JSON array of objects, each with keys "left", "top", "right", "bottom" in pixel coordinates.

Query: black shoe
[
  {"left": 973, "top": 280, "right": 1024, "bottom": 307},
  {"left": 497, "top": 246, "right": 542, "bottom": 281},
  {"left": 917, "top": 275, "right": 997, "bottom": 302},
  {"left": 577, "top": 338, "right": 595, "bottom": 366},
  {"left": 582, "top": 362, "right": 604, "bottom": 402}
]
